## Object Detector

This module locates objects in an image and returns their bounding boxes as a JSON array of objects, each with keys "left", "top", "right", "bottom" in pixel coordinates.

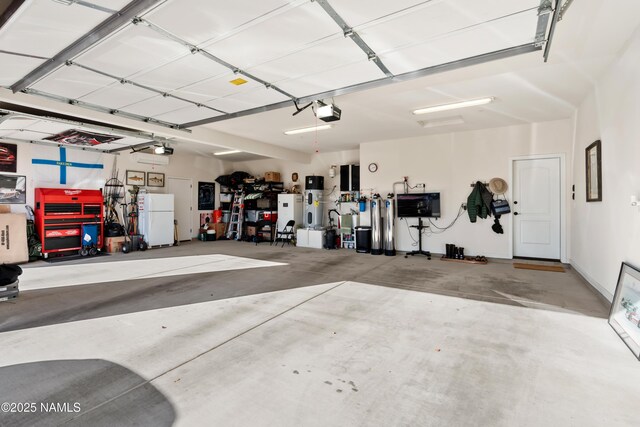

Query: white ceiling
[
  {"left": 206, "top": 0, "right": 640, "bottom": 153},
  {"left": 0, "top": 0, "right": 638, "bottom": 158}
]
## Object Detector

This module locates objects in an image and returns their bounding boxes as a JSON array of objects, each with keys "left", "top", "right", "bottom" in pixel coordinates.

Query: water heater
[{"left": 304, "top": 176, "right": 324, "bottom": 228}]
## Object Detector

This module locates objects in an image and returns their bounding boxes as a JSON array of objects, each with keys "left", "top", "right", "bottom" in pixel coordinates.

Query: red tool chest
[{"left": 34, "top": 188, "right": 103, "bottom": 258}]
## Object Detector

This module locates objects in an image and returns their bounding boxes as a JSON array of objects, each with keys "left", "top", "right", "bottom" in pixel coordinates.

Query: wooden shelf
[{"left": 440, "top": 256, "right": 488, "bottom": 265}]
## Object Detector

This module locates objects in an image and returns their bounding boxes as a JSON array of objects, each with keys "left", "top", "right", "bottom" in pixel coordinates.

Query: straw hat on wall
[{"left": 489, "top": 178, "right": 508, "bottom": 195}]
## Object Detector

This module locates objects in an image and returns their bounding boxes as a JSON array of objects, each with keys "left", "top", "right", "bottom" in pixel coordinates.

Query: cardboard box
[
  {"left": 213, "top": 223, "right": 227, "bottom": 237},
  {"left": 104, "top": 236, "right": 126, "bottom": 253},
  {"left": 246, "top": 226, "right": 257, "bottom": 237},
  {"left": 264, "top": 172, "right": 281, "bottom": 182},
  {"left": 0, "top": 214, "right": 28, "bottom": 264}
]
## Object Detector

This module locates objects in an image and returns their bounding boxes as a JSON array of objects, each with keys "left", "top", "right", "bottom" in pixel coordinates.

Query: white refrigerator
[{"left": 138, "top": 193, "right": 174, "bottom": 247}]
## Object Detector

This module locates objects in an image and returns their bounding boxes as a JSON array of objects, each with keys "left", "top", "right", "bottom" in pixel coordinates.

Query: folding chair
[{"left": 273, "top": 220, "right": 295, "bottom": 247}]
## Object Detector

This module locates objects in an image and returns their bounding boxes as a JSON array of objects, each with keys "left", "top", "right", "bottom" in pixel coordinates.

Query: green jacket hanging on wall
[{"left": 467, "top": 181, "right": 493, "bottom": 223}]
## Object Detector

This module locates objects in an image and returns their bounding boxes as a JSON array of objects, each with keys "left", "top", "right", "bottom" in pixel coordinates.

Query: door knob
[
  {"left": 514, "top": 201, "right": 518, "bottom": 204},
  {"left": 514, "top": 212, "right": 519, "bottom": 215}
]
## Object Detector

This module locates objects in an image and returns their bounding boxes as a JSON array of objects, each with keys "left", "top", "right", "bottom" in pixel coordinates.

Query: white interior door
[
  {"left": 513, "top": 157, "right": 561, "bottom": 260},
  {"left": 166, "top": 177, "right": 192, "bottom": 241}
]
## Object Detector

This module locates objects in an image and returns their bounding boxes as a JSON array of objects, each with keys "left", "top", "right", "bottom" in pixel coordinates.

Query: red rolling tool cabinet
[{"left": 34, "top": 188, "right": 104, "bottom": 258}]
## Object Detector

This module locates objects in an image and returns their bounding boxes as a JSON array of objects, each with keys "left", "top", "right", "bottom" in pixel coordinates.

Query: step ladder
[{"left": 226, "top": 193, "right": 245, "bottom": 240}]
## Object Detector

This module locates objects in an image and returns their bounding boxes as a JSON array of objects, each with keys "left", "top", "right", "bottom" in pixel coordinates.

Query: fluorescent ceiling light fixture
[
  {"left": 413, "top": 97, "right": 495, "bottom": 115},
  {"left": 419, "top": 116, "right": 465, "bottom": 129},
  {"left": 214, "top": 150, "right": 242, "bottom": 156},
  {"left": 284, "top": 124, "right": 332, "bottom": 135}
]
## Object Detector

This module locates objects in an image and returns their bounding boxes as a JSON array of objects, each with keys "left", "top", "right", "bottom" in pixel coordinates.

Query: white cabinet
[{"left": 296, "top": 228, "right": 324, "bottom": 249}]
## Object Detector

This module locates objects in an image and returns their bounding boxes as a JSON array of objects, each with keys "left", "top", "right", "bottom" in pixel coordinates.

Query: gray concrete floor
[{"left": 0, "top": 241, "right": 637, "bottom": 426}]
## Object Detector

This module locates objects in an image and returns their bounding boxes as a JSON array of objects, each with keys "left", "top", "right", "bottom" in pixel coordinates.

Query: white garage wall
[
  {"left": 232, "top": 121, "right": 573, "bottom": 258},
  {"left": 114, "top": 150, "right": 231, "bottom": 237},
  {"left": 570, "top": 26, "right": 640, "bottom": 300},
  {"left": 359, "top": 119, "right": 573, "bottom": 257}
]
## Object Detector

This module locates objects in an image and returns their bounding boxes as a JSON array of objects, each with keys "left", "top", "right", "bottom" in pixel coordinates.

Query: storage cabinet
[
  {"left": 296, "top": 228, "right": 324, "bottom": 248},
  {"left": 34, "top": 188, "right": 104, "bottom": 257},
  {"left": 340, "top": 164, "right": 360, "bottom": 192}
]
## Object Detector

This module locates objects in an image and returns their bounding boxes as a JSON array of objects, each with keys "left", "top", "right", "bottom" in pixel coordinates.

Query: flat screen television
[{"left": 397, "top": 193, "right": 441, "bottom": 218}]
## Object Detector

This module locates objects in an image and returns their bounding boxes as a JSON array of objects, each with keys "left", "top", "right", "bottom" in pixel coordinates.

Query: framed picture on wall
[
  {"left": 586, "top": 140, "right": 602, "bottom": 202},
  {"left": 609, "top": 262, "right": 640, "bottom": 360},
  {"left": 147, "top": 172, "right": 165, "bottom": 188},
  {"left": 0, "top": 174, "right": 26, "bottom": 204},
  {"left": 0, "top": 142, "right": 18, "bottom": 173},
  {"left": 126, "top": 170, "right": 145, "bottom": 186},
  {"left": 198, "top": 181, "right": 215, "bottom": 210}
]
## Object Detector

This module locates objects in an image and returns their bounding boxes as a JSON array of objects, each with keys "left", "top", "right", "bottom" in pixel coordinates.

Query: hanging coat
[{"left": 467, "top": 181, "right": 493, "bottom": 223}]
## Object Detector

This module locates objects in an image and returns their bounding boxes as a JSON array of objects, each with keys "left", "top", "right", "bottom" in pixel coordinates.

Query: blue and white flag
[{"left": 31, "top": 146, "right": 113, "bottom": 189}]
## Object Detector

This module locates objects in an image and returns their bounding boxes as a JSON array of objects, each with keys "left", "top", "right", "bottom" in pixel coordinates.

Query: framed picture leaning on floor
[{"left": 609, "top": 262, "right": 640, "bottom": 360}]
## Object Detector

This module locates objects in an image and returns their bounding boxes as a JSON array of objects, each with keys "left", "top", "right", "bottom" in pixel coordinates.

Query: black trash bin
[{"left": 355, "top": 226, "right": 372, "bottom": 253}]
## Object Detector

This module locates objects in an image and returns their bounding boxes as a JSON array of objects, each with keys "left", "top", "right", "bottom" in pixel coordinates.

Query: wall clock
[{"left": 368, "top": 163, "right": 378, "bottom": 173}]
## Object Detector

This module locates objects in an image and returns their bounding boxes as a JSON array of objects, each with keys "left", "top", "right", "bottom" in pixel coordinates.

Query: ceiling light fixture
[
  {"left": 154, "top": 145, "right": 165, "bottom": 154},
  {"left": 214, "top": 150, "right": 242, "bottom": 156},
  {"left": 284, "top": 124, "right": 332, "bottom": 135},
  {"left": 413, "top": 97, "right": 495, "bottom": 115}
]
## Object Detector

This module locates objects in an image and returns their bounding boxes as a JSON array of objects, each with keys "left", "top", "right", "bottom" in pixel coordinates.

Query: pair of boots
[{"left": 445, "top": 244, "right": 465, "bottom": 260}]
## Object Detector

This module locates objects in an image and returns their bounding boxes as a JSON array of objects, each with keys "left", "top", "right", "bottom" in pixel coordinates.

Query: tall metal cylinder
[
  {"left": 304, "top": 176, "right": 324, "bottom": 229},
  {"left": 371, "top": 195, "right": 383, "bottom": 255},
  {"left": 384, "top": 195, "right": 396, "bottom": 256},
  {"left": 304, "top": 190, "right": 323, "bottom": 228}
]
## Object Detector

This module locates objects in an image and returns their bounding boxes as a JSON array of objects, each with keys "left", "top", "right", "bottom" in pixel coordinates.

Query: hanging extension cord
[{"left": 427, "top": 203, "right": 466, "bottom": 234}]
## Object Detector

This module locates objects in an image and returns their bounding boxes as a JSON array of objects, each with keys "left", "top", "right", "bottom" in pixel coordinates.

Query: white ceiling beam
[{"left": 0, "top": 87, "right": 312, "bottom": 163}]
